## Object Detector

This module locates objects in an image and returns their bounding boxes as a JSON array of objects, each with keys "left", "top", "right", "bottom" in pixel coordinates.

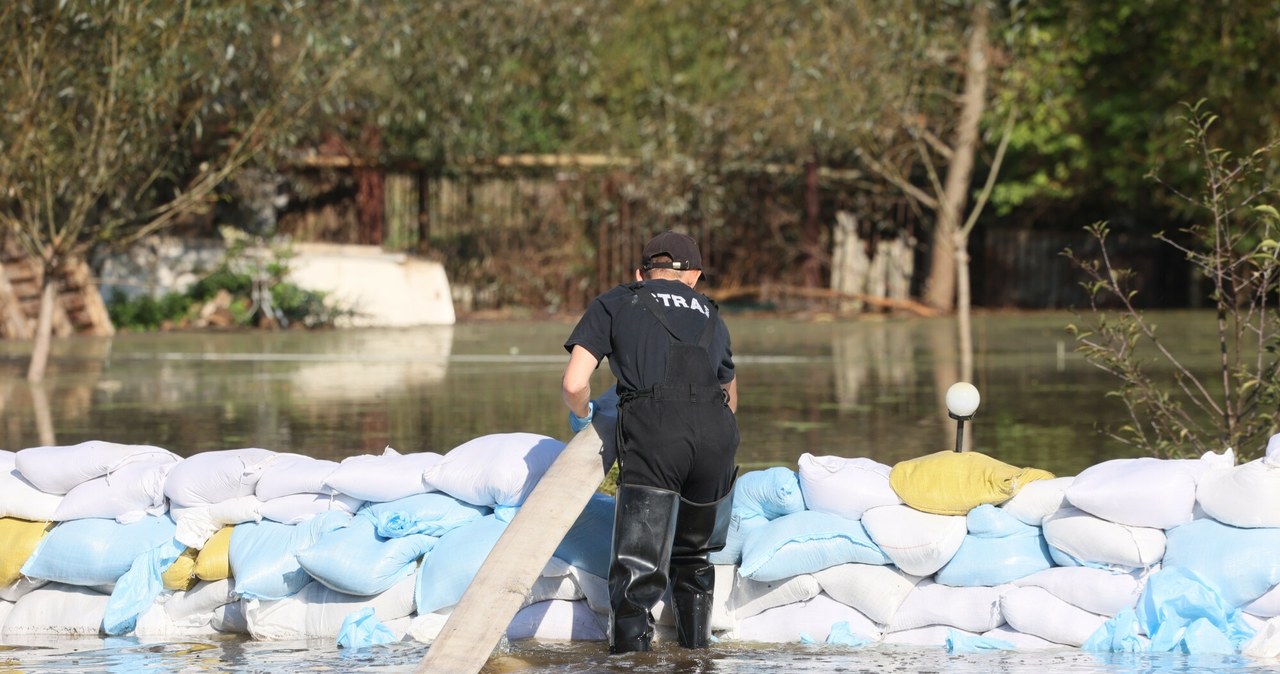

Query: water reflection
[{"left": 0, "top": 312, "right": 1233, "bottom": 475}]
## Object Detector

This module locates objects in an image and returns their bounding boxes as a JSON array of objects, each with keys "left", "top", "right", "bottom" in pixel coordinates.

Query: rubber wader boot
[
  {"left": 609, "top": 484, "right": 680, "bottom": 654},
  {"left": 670, "top": 489, "right": 734, "bottom": 648}
]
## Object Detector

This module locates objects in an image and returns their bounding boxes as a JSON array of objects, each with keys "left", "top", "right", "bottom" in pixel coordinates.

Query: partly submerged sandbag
[
  {"left": 1013, "top": 566, "right": 1147, "bottom": 618},
  {"left": 507, "top": 599, "right": 607, "bottom": 642},
  {"left": 20, "top": 515, "right": 176, "bottom": 587},
  {"left": 861, "top": 504, "right": 967, "bottom": 577},
  {"left": 814, "top": 562, "right": 921, "bottom": 624},
  {"left": 297, "top": 516, "right": 435, "bottom": 597},
  {"left": 52, "top": 460, "right": 173, "bottom": 523},
  {"left": 1000, "top": 585, "right": 1108, "bottom": 647},
  {"left": 0, "top": 451, "right": 62, "bottom": 520},
  {"left": 889, "top": 450, "right": 1054, "bottom": 516},
  {"left": 887, "top": 580, "right": 1007, "bottom": 633},
  {"left": 1162, "top": 518, "right": 1280, "bottom": 608},
  {"left": 1042, "top": 506, "right": 1165, "bottom": 571},
  {"left": 728, "top": 574, "right": 822, "bottom": 621},
  {"left": 933, "top": 504, "right": 1053, "bottom": 587},
  {"left": 323, "top": 446, "right": 442, "bottom": 503},
  {"left": 3, "top": 583, "right": 110, "bottom": 636},
  {"left": 1196, "top": 454, "right": 1280, "bottom": 528},
  {"left": 797, "top": 453, "right": 901, "bottom": 521},
  {"left": 730, "top": 592, "right": 881, "bottom": 644},
  {"left": 0, "top": 517, "right": 53, "bottom": 586},
  {"left": 1065, "top": 451, "right": 1232, "bottom": 530},
  {"left": 423, "top": 433, "right": 565, "bottom": 508},
  {"left": 245, "top": 575, "right": 416, "bottom": 640},
  {"left": 254, "top": 454, "right": 340, "bottom": 500},
  {"left": 15, "top": 441, "right": 178, "bottom": 495},
  {"left": 164, "top": 448, "right": 277, "bottom": 508},
  {"left": 738, "top": 510, "right": 889, "bottom": 582},
  {"left": 229, "top": 511, "right": 350, "bottom": 601},
  {"left": 732, "top": 467, "right": 806, "bottom": 520},
  {"left": 414, "top": 514, "right": 509, "bottom": 614}
]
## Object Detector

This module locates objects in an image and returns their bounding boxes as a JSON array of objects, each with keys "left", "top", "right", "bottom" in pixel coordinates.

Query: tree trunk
[
  {"left": 801, "top": 159, "right": 823, "bottom": 288},
  {"left": 922, "top": 2, "right": 990, "bottom": 313},
  {"left": 26, "top": 276, "right": 56, "bottom": 383}
]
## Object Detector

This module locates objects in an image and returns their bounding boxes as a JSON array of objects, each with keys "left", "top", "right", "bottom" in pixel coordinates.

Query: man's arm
[
  {"left": 723, "top": 377, "right": 738, "bottom": 414},
  {"left": 562, "top": 345, "right": 599, "bottom": 418}
]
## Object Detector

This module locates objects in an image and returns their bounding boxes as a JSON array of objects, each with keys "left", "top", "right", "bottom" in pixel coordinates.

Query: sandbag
[
  {"left": 0, "top": 517, "right": 53, "bottom": 586},
  {"left": 1000, "top": 585, "right": 1107, "bottom": 647},
  {"left": 52, "top": 460, "right": 173, "bottom": 523},
  {"left": 15, "top": 441, "right": 178, "bottom": 495},
  {"left": 507, "top": 599, "right": 608, "bottom": 642},
  {"left": 933, "top": 504, "right": 1053, "bottom": 587},
  {"left": 297, "top": 516, "right": 435, "bottom": 596},
  {"left": 1042, "top": 506, "right": 1165, "bottom": 570},
  {"left": 164, "top": 448, "right": 277, "bottom": 507},
  {"left": 254, "top": 454, "right": 339, "bottom": 500},
  {"left": 359, "top": 492, "right": 490, "bottom": 538},
  {"left": 133, "top": 601, "right": 221, "bottom": 638},
  {"left": 981, "top": 625, "right": 1062, "bottom": 650},
  {"left": 211, "top": 601, "right": 249, "bottom": 634},
  {"left": 1013, "top": 566, "right": 1146, "bottom": 617},
  {"left": 1065, "top": 451, "right": 1231, "bottom": 529},
  {"left": 731, "top": 592, "right": 881, "bottom": 644},
  {"left": 1162, "top": 517, "right": 1280, "bottom": 608},
  {"left": 323, "top": 446, "right": 442, "bottom": 502},
  {"left": 882, "top": 624, "right": 959, "bottom": 646},
  {"left": 195, "top": 526, "right": 234, "bottom": 581},
  {"left": 244, "top": 575, "right": 416, "bottom": 640},
  {"left": 164, "top": 579, "right": 235, "bottom": 622},
  {"left": 1245, "top": 616, "right": 1280, "bottom": 659},
  {"left": 860, "top": 504, "right": 967, "bottom": 576},
  {"left": 524, "top": 574, "right": 585, "bottom": 607},
  {"left": 887, "top": 580, "right": 1007, "bottom": 633},
  {"left": 889, "top": 450, "right": 1054, "bottom": 516},
  {"left": 1196, "top": 455, "right": 1280, "bottom": 528},
  {"left": 172, "top": 497, "right": 265, "bottom": 549},
  {"left": 229, "top": 511, "right": 350, "bottom": 600},
  {"left": 707, "top": 511, "right": 767, "bottom": 566},
  {"left": 731, "top": 467, "right": 806, "bottom": 520},
  {"left": 414, "top": 514, "right": 509, "bottom": 614},
  {"left": 20, "top": 515, "right": 177, "bottom": 587},
  {"left": 552, "top": 493, "right": 614, "bottom": 579},
  {"left": 423, "top": 433, "right": 565, "bottom": 507},
  {"left": 162, "top": 547, "right": 200, "bottom": 592},
  {"left": 738, "top": 510, "right": 889, "bottom": 582},
  {"left": 797, "top": 453, "right": 901, "bottom": 521},
  {"left": 1246, "top": 583, "right": 1280, "bottom": 618},
  {"left": 728, "top": 574, "right": 822, "bottom": 621},
  {"left": 259, "top": 492, "right": 363, "bottom": 524},
  {"left": 1000, "top": 476, "right": 1073, "bottom": 526},
  {"left": 0, "top": 576, "right": 48, "bottom": 603},
  {"left": 2, "top": 583, "right": 110, "bottom": 635},
  {"left": 103, "top": 539, "right": 187, "bottom": 635},
  {"left": 813, "top": 563, "right": 921, "bottom": 624},
  {"left": 0, "top": 451, "right": 63, "bottom": 520}
]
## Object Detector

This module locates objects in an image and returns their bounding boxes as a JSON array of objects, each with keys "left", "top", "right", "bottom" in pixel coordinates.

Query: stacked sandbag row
[{"left": 0, "top": 433, "right": 604, "bottom": 645}]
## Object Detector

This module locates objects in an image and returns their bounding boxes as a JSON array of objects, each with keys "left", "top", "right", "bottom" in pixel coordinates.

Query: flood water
[{"left": 0, "top": 310, "right": 1264, "bottom": 673}]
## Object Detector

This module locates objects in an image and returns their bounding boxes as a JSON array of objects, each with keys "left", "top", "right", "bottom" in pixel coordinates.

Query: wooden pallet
[{"left": 0, "top": 240, "right": 114, "bottom": 339}]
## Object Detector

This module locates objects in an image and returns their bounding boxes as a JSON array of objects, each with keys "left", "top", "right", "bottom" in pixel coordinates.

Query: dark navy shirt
[{"left": 564, "top": 279, "right": 735, "bottom": 394}]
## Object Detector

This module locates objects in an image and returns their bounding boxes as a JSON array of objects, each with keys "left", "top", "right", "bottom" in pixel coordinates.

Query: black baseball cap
[{"left": 641, "top": 231, "right": 702, "bottom": 271}]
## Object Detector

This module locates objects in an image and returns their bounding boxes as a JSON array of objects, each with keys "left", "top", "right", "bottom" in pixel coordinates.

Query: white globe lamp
[{"left": 945, "top": 382, "right": 981, "bottom": 452}]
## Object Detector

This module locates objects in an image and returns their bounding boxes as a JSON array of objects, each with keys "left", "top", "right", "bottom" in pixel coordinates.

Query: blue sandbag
[
  {"left": 1163, "top": 518, "right": 1280, "bottom": 607},
  {"left": 733, "top": 467, "right": 806, "bottom": 520},
  {"left": 103, "top": 539, "right": 186, "bottom": 635},
  {"left": 230, "top": 510, "right": 350, "bottom": 600},
  {"left": 553, "top": 493, "right": 614, "bottom": 578},
  {"left": 297, "top": 516, "right": 436, "bottom": 597},
  {"left": 933, "top": 505, "right": 1053, "bottom": 587},
  {"left": 415, "top": 514, "right": 509, "bottom": 614},
  {"left": 336, "top": 607, "right": 398, "bottom": 648},
  {"left": 1136, "top": 566, "right": 1255, "bottom": 653},
  {"left": 21, "top": 515, "right": 177, "bottom": 587},
  {"left": 359, "top": 492, "right": 489, "bottom": 538},
  {"left": 739, "top": 510, "right": 889, "bottom": 582},
  {"left": 708, "top": 512, "right": 768, "bottom": 565}
]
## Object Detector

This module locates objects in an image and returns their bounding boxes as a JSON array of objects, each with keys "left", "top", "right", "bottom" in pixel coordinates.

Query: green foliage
[{"left": 1064, "top": 106, "right": 1280, "bottom": 460}]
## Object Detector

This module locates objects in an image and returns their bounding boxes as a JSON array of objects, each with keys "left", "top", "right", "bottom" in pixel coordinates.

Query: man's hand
[{"left": 569, "top": 401, "right": 595, "bottom": 433}]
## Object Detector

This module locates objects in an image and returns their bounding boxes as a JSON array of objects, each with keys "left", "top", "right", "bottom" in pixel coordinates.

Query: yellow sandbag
[
  {"left": 195, "top": 526, "right": 233, "bottom": 581},
  {"left": 0, "top": 517, "right": 54, "bottom": 586},
  {"left": 889, "top": 450, "right": 1055, "bottom": 516},
  {"left": 163, "top": 547, "right": 200, "bottom": 591}
]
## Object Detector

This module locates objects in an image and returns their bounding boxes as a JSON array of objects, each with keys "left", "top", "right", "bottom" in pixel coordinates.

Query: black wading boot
[
  {"left": 609, "top": 483, "right": 680, "bottom": 654},
  {"left": 670, "top": 489, "right": 734, "bottom": 648}
]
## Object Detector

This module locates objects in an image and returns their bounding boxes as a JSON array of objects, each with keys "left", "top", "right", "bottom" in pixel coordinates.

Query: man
[{"left": 562, "top": 230, "right": 739, "bottom": 653}]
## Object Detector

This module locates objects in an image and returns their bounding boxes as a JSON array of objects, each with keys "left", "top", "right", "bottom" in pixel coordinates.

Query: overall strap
[{"left": 631, "top": 285, "right": 719, "bottom": 347}]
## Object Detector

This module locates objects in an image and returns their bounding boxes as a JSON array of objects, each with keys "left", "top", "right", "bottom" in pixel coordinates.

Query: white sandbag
[
  {"left": 133, "top": 602, "right": 220, "bottom": 637},
  {"left": 258, "top": 492, "right": 363, "bottom": 524},
  {"left": 211, "top": 601, "right": 248, "bottom": 634},
  {"left": 164, "top": 579, "right": 236, "bottom": 622},
  {"left": 1013, "top": 566, "right": 1146, "bottom": 617},
  {"left": 2, "top": 583, "right": 109, "bottom": 635},
  {"left": 164, "top": 448, "right": 277, "bottom": 507},
  {"left": 861, "top": 504, "right": 967, "bottom": 576},
  {"left": 52, "top": 461, "right": 174, "bottom": 523},
  {"left": 244, "top": 576, "right": 416, "bottom": 640},
  {"left": 525, "top": 575, "right": 584, "bottom": 607},
  {"left": 506, "top": 599, "right": 608, "bottom": 641},
  {"left": 1042, "top": 506, "right": 1165, "bottom": 569},
  {"left": 888, "top": 580, "right": 1007, "bottom": 633},
  {"left": 1000, "top": 476, "right": 1073, "bottom": 526},
  {"left": 568, "top": 568, "right": 610, "bottom": 615},
  {"left": 0, "top": 576, "right": 48, "bottom": 603},
  {"left": 1000, "top": 585, "right": 1107, "bottom": 647},
  {"left": 0, "top": 600, "right": 10, "bottom": 629},
  {"left": 730, "top": 592, "right": 881, "bottom": 644},
  {"left": 728, "top": 574, "right": 822, "bottom": 621},
  {"left": 882, "top": 624, "right": 958, "bottom": 645},
  {"left": 254, "top": 454, "right": 339, "bottom": 500},
  {"left": 15, "top": 441, "right": 178, "bottom": 495},
  {"left": 797, "top": 453, "right": 901, "bottom": 520},
  {"left": 407, "top": 610, "right": 451, "bottom": 644},
  {"left": 814, "top": 563, "right": 921, "bottom": 624},
  {"left": 1244, "top": 616, "right": 1280, "bottom": 659},
  {"left": 0, "top": 451, "right": 63, "bottom": 520},
  {"left": 172, "top": 497, "right": 264, "bottom": 549},
  {"left": 1065, "top": 451, "right": 1232, "bottom": 529},
  {"left": 1246, "top": 584, "right": 1280, "bottom": 618},
  {"left": 1196, "top": 456, "right": 1280, "bottom": 528},
  {"left": 981, "top": 625, "right": 1062, "bottom": 650},
  {"left": 323, "top": 446, "right": 442, "bottom": 502},
  {"left": 423, "top": 433, "right": 565, "bottom": 507}
]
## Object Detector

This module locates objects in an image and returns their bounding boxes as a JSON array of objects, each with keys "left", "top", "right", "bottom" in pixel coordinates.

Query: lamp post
[{"left": 946, "top": 382, "right": 981, "bottom": 452}]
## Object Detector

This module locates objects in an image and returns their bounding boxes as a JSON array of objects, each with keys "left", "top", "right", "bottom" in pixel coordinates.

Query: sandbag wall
[{"left": 4, "top": 431, "right": 1280, "bottom": 657}]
